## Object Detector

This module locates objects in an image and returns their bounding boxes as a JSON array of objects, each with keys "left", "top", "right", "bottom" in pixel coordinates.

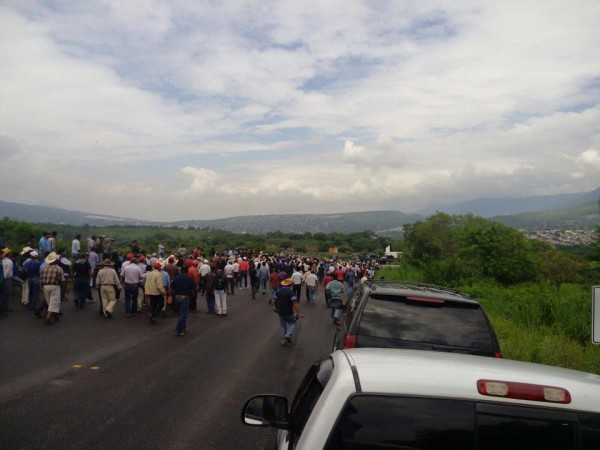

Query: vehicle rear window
[
  {"left": 358, "top": 294, "right": 494, "bottom": 350},
  {"left": 324, "top": 395, "right": 599, "bottom": 450}
]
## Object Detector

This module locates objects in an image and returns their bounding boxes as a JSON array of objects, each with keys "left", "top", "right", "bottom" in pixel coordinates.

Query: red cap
[
  {"left": 153, "top": 262, "right": 162, "bottom": 270},
  {"left": 127, "top": 253, "right": 133, "bottom": 260}
]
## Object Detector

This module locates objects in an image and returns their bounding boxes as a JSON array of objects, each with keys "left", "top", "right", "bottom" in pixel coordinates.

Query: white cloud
[
  {"left": 181, "top": 167, "right": 220, "bottom": 194},
  {"left": 0, "top": 1, "right": 599, "bottom": 221},
  {"left": 577, "top": 149, "right": 600, "bottom": 168}
]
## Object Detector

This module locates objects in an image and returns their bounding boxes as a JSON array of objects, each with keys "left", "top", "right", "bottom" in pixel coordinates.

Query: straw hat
[
  {"left": 45, "top": 252, "right": 59, "bottom": 264},
  {"left": 280, "top": 278, "right": 293, "bottom": 286}
]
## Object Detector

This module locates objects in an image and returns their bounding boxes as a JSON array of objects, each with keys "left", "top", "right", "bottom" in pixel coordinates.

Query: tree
[
  {"left": 404, "top": 213, "right": 538, "bottom": 286},
  {"left": 537, "top": 250, "right": 584, "bottom": 291}
]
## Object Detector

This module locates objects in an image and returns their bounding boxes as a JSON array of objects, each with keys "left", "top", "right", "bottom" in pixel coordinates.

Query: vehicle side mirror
[{"left": 241, "top": 395, "right": 289, "bottom": 429}]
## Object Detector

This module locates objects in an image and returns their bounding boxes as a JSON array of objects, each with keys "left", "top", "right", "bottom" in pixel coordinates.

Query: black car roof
[{"left": 364, "top": 280, "right": 479, "bottom": 304}]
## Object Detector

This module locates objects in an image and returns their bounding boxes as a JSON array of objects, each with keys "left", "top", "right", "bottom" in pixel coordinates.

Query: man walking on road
[
  {"left": 169, "top": 265, "right": 195, "bottom": 336},
  {"left": 303, "top": 268, "right": 319, "bottom": 304},
  {"left": 120, "top": 253, "right": 143, "bottom": 317},
  {"left": 39, "top": 252, "right": 65, "bottom": 325},
  {"left": 145, "top": 261, "right": 167, "bottom": 324},
  {"left": 325, "top": 274, "right": 345, "bottom": 325},
  {"left": 96, "top": 258, "right": 122, "bottom": 319},
  {"left": 274, "top": 278, "right": 299, "bottom": 346},
  {"left": 213, "top": 269, "right": 228, "bottom": 316}
]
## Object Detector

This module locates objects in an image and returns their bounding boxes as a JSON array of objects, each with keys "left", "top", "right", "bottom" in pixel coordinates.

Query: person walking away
[
  {"left": 0, "top": 248, "right": 14, "bottom": 315},
  {"left": 198, "top": 259, "right": 210, "bottom": 295},
  {"left": 87, "top": 246, "right": 100, "bottom": 302},
  {"left": 213, "top": 269, "right": 228, "bottom": 316},
  {"left": 274, "top": 278, "right": 299, "bottom": 346},
  {"left": 344, "top": 266, "right": 355, "bottom": 298},
  {"left": 204, "top": 266, "right": 216, "bottom": 314},
  {"left": 169, "top": 265, "right": 195, "bottom": 336},
  {"left": 248, "top": 262, "right": 259, "bottom": 299},
  {"left": 38, "top": 232, "right": 51, "bottom": 258},
  {"left": 145, "top": 262, "right": 166, "bottom": 324},
  {"left": 48, "top": 231, "right": 57, "bottom": 253},
  {"left": 96, "top": 258, "right": 122, "bottom": 319},
  {"left": 238, "top": 257, "right": 249, "bottom": 288},
  {"left": 187, "top": 260, "right": 200, "bottom": 312},
  {"left": 39, "top": 252, "right": 65, "bottom": 325},
  {"left": 72, "top": 252, "right": 91, "bottom": 309},
  {"left": 71, "top": 235, "right": 81, "bottom": 259},
  {"left": 18, "top": 247, "right": 33, "bottom": 307},
  {"left": 325, "top": 275, "right": 345, "bottom": 325},
  {"left": 268, "top": 268, "right": 281, "bottom": 304},
  {"left": 224, "top": 260, "right": 235, "bottom": 295},
  {"left": 24, "top": 251, "right": 43, "bottom": 313},
  {"left": 258, "top": 261, "right": 270, "bottom": 294},
  {"left": 57, "top": 249, "right": 72, "bottom": 303},
  {"left": 291, "top": 268, "right": 303, "bottom": 302},
  {"left": 303, "top": 268, "right": 319, "bottom": 304},
  {"left": 120, "top": 253, "right": 143, "bottom": 317}
]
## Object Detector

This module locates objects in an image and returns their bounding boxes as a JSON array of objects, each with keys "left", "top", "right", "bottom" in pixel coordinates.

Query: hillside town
[{"left": 523, "top": 228, "right": 597, "bottom": 247}]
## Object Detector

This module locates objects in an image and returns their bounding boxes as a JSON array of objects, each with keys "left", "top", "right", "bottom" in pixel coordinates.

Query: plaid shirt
[{"left": 40, "top": 263, "right": 64, "bottom": 286}]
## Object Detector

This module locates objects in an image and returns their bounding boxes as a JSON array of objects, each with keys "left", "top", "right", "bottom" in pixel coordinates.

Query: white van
[{"left": 242, "top": 348, "right": 600, "bottom": 449}]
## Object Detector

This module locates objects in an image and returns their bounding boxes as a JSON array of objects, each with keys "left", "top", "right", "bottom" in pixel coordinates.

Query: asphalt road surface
[{"left": 0, "top": 285, "right": 336, "bottom": 449}]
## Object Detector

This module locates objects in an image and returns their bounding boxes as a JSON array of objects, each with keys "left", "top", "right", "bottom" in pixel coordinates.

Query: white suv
[{"left": 242, "top": 349, "right": 600, "bottom": 449}]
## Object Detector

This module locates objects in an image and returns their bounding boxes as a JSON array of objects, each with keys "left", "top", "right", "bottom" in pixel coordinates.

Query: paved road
[{"left": 0, "top": 286, "right": 336, "bottom": 449}]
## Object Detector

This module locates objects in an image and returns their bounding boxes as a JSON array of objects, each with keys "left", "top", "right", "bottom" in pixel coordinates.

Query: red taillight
[
  {"left": 406, "top": 296, "right": 445, "bottom": 304},
  {"left": 494, "top": 351, "right": 503, "bottom": 358},
  {"left": 477, "top": 379, "right": 571, "bottom": 404},
  {"left": 343, "top": 334, "right": 357, "bottom": 349}
]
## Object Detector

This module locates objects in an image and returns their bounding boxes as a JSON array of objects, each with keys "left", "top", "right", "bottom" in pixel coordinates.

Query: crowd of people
[{"left": 0, "top": 231, "right": 378, "bottom": 342}]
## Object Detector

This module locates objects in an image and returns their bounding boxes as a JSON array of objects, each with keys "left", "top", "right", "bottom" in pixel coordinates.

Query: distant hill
[
  {"left": 166, "top": 211, "right": 422, "bottom": 235},
  {"left": 491, "top": 201, "right": 600, "bottom": 230},
  {"left": 417, "top": 187, "right": 600, "bottom": 217},
  {"left": 0, "top": 200, "right": 158, "bottom": 226},
  {"left": 2, "top": 185, "right": 599, "bottom": 233}
]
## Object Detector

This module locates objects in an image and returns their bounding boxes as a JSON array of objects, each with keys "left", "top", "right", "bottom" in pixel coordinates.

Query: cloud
[
  {"left": 181, "top": 167, "right": 220, "bottom": 194},
  {"left": 576, "top": 149, "right": 600, "bottom": 168},
  {"left": 0, "top": 1, "right": 599, "bottom": 221}
]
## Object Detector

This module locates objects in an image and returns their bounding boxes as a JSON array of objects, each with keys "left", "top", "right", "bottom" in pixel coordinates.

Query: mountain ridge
[{"left": 1, "top": 186, "right": 599, "bottom": 234}]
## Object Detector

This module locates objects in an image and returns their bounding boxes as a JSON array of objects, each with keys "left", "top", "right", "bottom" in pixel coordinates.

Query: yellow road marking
[
  {"left": 72, "top": 364, "right": 82, "bottom": 369},
  {"left": 90, "top": 366, "right": 100, "bottom": 370}
]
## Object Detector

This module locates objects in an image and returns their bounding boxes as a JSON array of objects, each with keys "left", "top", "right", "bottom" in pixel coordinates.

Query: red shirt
[
  {"left": 323, "top": 274, "right": 334, "bottom": 287},
  {"left": 335, "top": 269, "right": 344, "bottom": 281},
  {"left": 269, "top": 272, "right": 280, "bottom": 288},
  {"left": 188, "top": 266, "right": 199, "bottom": 287},
  {"left": 239, "top": 260, "right": 249, "bottom": 271}
]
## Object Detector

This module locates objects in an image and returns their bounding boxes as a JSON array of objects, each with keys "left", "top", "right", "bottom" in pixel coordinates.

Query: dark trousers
[
  {"left": 0, "top": 279, "right": 11, "bottom": 311},
  {"left": 206, "top": 291, "right": 215, "bottom": 314},
  {"left": 73, "top": 278, "right": 88, "bottom": 308},
  {"left": 175, "top": 296, "right": 190, "bottom": 333},
  {"left": 149, "top": 295, "right": 164, "bottom": 319},
  {"left": 28, "top": 277, "right": 41, "bottom": 312},
  {"left": 293, "top": 284, "right": 301, "bottom": 301},
  {"left": 124, "top": 284, "right": 139, "bottom": 314},
  {"left": 189, "top": 289, "right": 197, "bottom": 311}
]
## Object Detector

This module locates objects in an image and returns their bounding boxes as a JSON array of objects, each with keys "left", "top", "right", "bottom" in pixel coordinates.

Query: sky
[{"left": 1, "top": 0, "right": 599, "bottom": 222}]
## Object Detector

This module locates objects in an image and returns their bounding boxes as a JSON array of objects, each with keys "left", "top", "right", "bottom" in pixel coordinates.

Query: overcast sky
[{"left": 1, "top": 1, "right": 599, "bottom": 221}]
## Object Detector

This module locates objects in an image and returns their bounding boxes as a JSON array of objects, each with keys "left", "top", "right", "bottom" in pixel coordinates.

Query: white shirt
[
  {"left": 291, "top": 271, "right": 303, "bottom": 285},
  {"left": 303, "top": 272, "right": 318, "bottom": 287},
  {"left": 71, "top": 239, "right": 80, "bottom": 255},
  {"left": 3, "top": 258, "right": 13, "bottom": 278},
  {"left": 88, "top": 251, "right": 100, "bottom": 270},
  {"left": 199, "top": 263, "right": 211, "bottom": 276}
]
